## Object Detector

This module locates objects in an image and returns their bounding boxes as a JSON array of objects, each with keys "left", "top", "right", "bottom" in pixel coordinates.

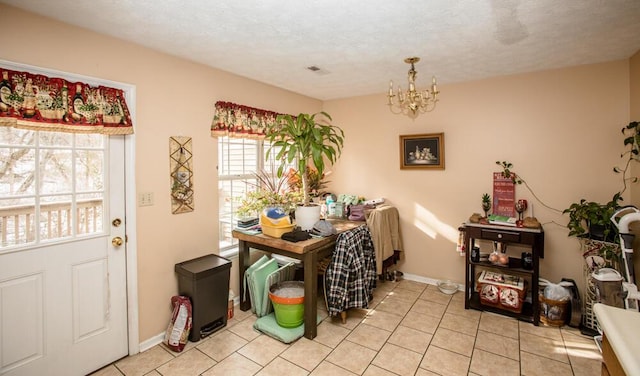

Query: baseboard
[
  {"left": 402, "top": 272, "right": 463, "bottom": 291},
  {"left": 139, "top": 332, "right": 165, "bottom": 353}
]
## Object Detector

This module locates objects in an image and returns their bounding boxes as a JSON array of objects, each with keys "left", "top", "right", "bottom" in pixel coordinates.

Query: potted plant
[
  {"left": 481, "top": 193, "right": 491, "bottom": 218},
  {"left": 266, "top": 112, "right": 344, "bottom": 229},
  {"left": 563, "top": 193, "right": 622, "bottom": 242},
  {"left": 562, "top": 120, "right": 640, "bottom": 242},
  {"left": 237, "top": 168, "right": 303, "bottom": 219}
]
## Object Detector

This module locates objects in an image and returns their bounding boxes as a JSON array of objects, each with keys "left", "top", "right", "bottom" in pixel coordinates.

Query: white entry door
[{"left": 0, "top": 129, "right": 129, "bottom": 376}]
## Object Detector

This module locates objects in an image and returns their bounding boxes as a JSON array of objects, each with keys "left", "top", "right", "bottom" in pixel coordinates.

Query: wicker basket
[
  {"left": 477, "top": 271, "right": 526, "bottom": 314},
  {"left": 539, "top": 294, "right": 569, "bottom": 326}
]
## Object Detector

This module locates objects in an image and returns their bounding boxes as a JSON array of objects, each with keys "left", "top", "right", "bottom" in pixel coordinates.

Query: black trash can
[{"left": 175, "top": 254, "right": 231, "bottom": 342}]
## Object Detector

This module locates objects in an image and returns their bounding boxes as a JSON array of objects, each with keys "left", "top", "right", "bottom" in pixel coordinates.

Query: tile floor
[{"left": 91, "top": 279, "right": 602, "bottom": 376}]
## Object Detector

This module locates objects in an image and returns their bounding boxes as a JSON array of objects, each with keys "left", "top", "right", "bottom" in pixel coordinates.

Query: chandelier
[{"left": 387, "top": 57, "right": 439, "bottom": 116}]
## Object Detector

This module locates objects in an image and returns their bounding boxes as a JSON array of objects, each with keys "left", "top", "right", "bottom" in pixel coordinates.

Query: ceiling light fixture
[{"left": 387, "top": 57, "right": 439, "bottom": 116}]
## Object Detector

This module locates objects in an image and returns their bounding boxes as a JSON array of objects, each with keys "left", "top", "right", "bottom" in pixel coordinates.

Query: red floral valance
[
  {"left": 211, "top": 101, "right": 283, "bottom": 139},
  {"left": 0, "top": 67, "right": 133, "bottom": 135}
]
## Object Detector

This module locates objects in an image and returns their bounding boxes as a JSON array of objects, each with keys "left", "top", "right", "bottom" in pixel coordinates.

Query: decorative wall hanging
[
  {"left": 0, "top": 66, "right": 133, "bottom": 135},
  {"left": 210, "top": 101, "right": 282, "bottom": 139},
  {"left": 170, "top": 136, "right": 194, "bottom": 214},
  {"left": 399, "top": 133, "right": 445, "bottom": 170}
]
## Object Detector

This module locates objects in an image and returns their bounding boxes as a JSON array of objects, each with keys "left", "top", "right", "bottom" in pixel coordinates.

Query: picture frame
[{"left": 399, "top": 133, "right": 445, "bottom": 170}]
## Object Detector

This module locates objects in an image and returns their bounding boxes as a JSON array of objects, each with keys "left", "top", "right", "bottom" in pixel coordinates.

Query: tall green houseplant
[{"left": 266, "top": 112, "right": 344, "bottom": 206}]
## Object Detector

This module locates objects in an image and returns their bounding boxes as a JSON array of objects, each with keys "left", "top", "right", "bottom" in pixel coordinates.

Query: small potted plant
[
  {"left": 266, "top": 112, "right": 344, "bottom": 229},
  {"left": 236, "top": 168, "right": 303, "bottom": 219},
  {"left": 481, "top": 193, "right": 491, "bottom": 218}
]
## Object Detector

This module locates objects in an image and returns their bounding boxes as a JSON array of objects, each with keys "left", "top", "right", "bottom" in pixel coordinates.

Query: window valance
[
  {"left": 211, "top": 101, "right": 283, "bottom": 139},
  {"left": 0, "top": 67, "right": 133, "bottom": 135}
]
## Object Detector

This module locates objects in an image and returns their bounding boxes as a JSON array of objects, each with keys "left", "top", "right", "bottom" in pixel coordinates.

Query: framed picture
[{"left": 399, "top": 133, "right": 445, "bottom": 170}]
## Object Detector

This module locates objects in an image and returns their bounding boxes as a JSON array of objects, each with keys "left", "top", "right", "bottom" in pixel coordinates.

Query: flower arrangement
[
  {"left": 236, "top": 189, "right": 303, "bottom": 218},
  {"left": 236, "top": 167, "right": 303, "bottom": 218}
]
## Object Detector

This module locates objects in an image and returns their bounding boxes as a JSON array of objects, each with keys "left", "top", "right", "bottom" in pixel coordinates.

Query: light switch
[{"left": 138, "top": 192, "right": 154, "bottom": 206}]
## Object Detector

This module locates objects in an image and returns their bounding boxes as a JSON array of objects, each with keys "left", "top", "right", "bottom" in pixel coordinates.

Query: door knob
[{"left": 112, "top": 236, "right": 124, "bottom": 247}]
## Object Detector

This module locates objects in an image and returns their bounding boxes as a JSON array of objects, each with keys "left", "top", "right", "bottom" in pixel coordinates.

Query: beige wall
[
  {"left": 324, "top": 60, "right": 631, "bottom": 294},
  {"left": 2, "top": 3, "right": 639, "bottom": 345},
  {"left": 0, "top": 5, "right": 321, "bottom": 342}
]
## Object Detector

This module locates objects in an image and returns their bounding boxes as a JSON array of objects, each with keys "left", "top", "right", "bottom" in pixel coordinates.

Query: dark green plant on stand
[{"left": 563, "top": 192, "right": 623, "bottom": 242}]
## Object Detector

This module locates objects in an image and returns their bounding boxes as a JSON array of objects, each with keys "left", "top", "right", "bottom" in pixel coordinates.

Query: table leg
[
  {"left": 303, "top": 250, "right": 318, "bottom": 339},
  {"left": 238, "top": 239, "right": 251, "bottom": 311}
]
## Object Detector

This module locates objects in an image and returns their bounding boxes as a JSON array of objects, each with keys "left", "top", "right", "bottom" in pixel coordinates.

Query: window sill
[{"left": 220, "top": 246, "right": 239, "bottom": 259}]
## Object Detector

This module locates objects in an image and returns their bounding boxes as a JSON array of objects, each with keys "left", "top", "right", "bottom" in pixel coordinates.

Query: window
[
  {"left": 218, "top": 137, "right": 257, "bottom": 252},
  {"left": 0, "top": 127, "right": 106, "bottom": 250},
  {"left": 217, "top": 136, "right": 292, "bottom": 255}
]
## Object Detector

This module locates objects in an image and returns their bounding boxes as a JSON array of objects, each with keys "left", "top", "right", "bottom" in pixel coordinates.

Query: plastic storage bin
[
  {"left": 260, "top": 211, "right": 294, "bottom": 238},
  {"left": 175, "top": 254, "right": 231, "bottom": 342}
]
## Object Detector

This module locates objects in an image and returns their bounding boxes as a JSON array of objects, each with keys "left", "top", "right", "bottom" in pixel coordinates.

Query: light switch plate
[{"left": 139, "top": 192, "right": 154, "bottom": 206}]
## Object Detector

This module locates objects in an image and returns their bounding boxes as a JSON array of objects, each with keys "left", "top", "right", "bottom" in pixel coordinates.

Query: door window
[{"left": 0, "top": 127, "right": 106, "bottom": 249}]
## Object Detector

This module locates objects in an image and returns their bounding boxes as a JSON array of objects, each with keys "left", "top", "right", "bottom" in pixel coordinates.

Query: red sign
[{"left": 493, "top": 172, "right": 515, "bottom": 217}]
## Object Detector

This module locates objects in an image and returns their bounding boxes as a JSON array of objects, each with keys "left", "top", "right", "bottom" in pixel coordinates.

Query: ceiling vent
[{"left": 306, "top": 66, "right": 330, "bottom": 76}]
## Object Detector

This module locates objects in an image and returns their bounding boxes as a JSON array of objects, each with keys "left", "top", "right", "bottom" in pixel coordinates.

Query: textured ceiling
[{"left": 3, "top": 0, "right": 640, "bottom": 100}]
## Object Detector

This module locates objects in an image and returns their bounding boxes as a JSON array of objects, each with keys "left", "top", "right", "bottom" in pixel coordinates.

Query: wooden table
[{"left": 233, "top": 220, "right": 360, "bottom": 339}]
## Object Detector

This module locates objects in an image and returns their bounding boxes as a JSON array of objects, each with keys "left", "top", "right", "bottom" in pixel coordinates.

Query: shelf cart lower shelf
[{"left": 468, "top": 292, "right": 536, "bottom": 324}]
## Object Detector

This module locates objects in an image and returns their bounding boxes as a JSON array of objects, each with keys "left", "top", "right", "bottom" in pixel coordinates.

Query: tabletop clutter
[{"left": 236, "top": 194, "right": 380, "bottom": 241}]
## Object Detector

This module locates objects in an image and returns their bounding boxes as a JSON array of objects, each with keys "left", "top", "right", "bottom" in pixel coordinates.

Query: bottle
[
  {"left": 0, "top": 71, "right": 11, "bottom": 106},
  {"left": 73, "top": 84, "right": 84, "bottom": 115},
  {"left": 326, "top": 195, "right": 335, "bottom": 217},
  {"left": 60, "top": 83, "right": 69, "bottom": 113},
  {"left": 175, "top": 147, "right": 190, "bottom": 188},
  {"left": 521, "top": 252, "right": 533, "bottom": 270},
  {"left": 471, "top": 246, "right": 480, "bottom": 263},
  {"left": 22, "top": 79, "right": 36, "bottom": 117}
]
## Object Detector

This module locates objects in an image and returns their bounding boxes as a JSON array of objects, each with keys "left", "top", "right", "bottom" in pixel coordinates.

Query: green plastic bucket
[{"left": 269, "top": 281, "right": 304, "bottom": 328}]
